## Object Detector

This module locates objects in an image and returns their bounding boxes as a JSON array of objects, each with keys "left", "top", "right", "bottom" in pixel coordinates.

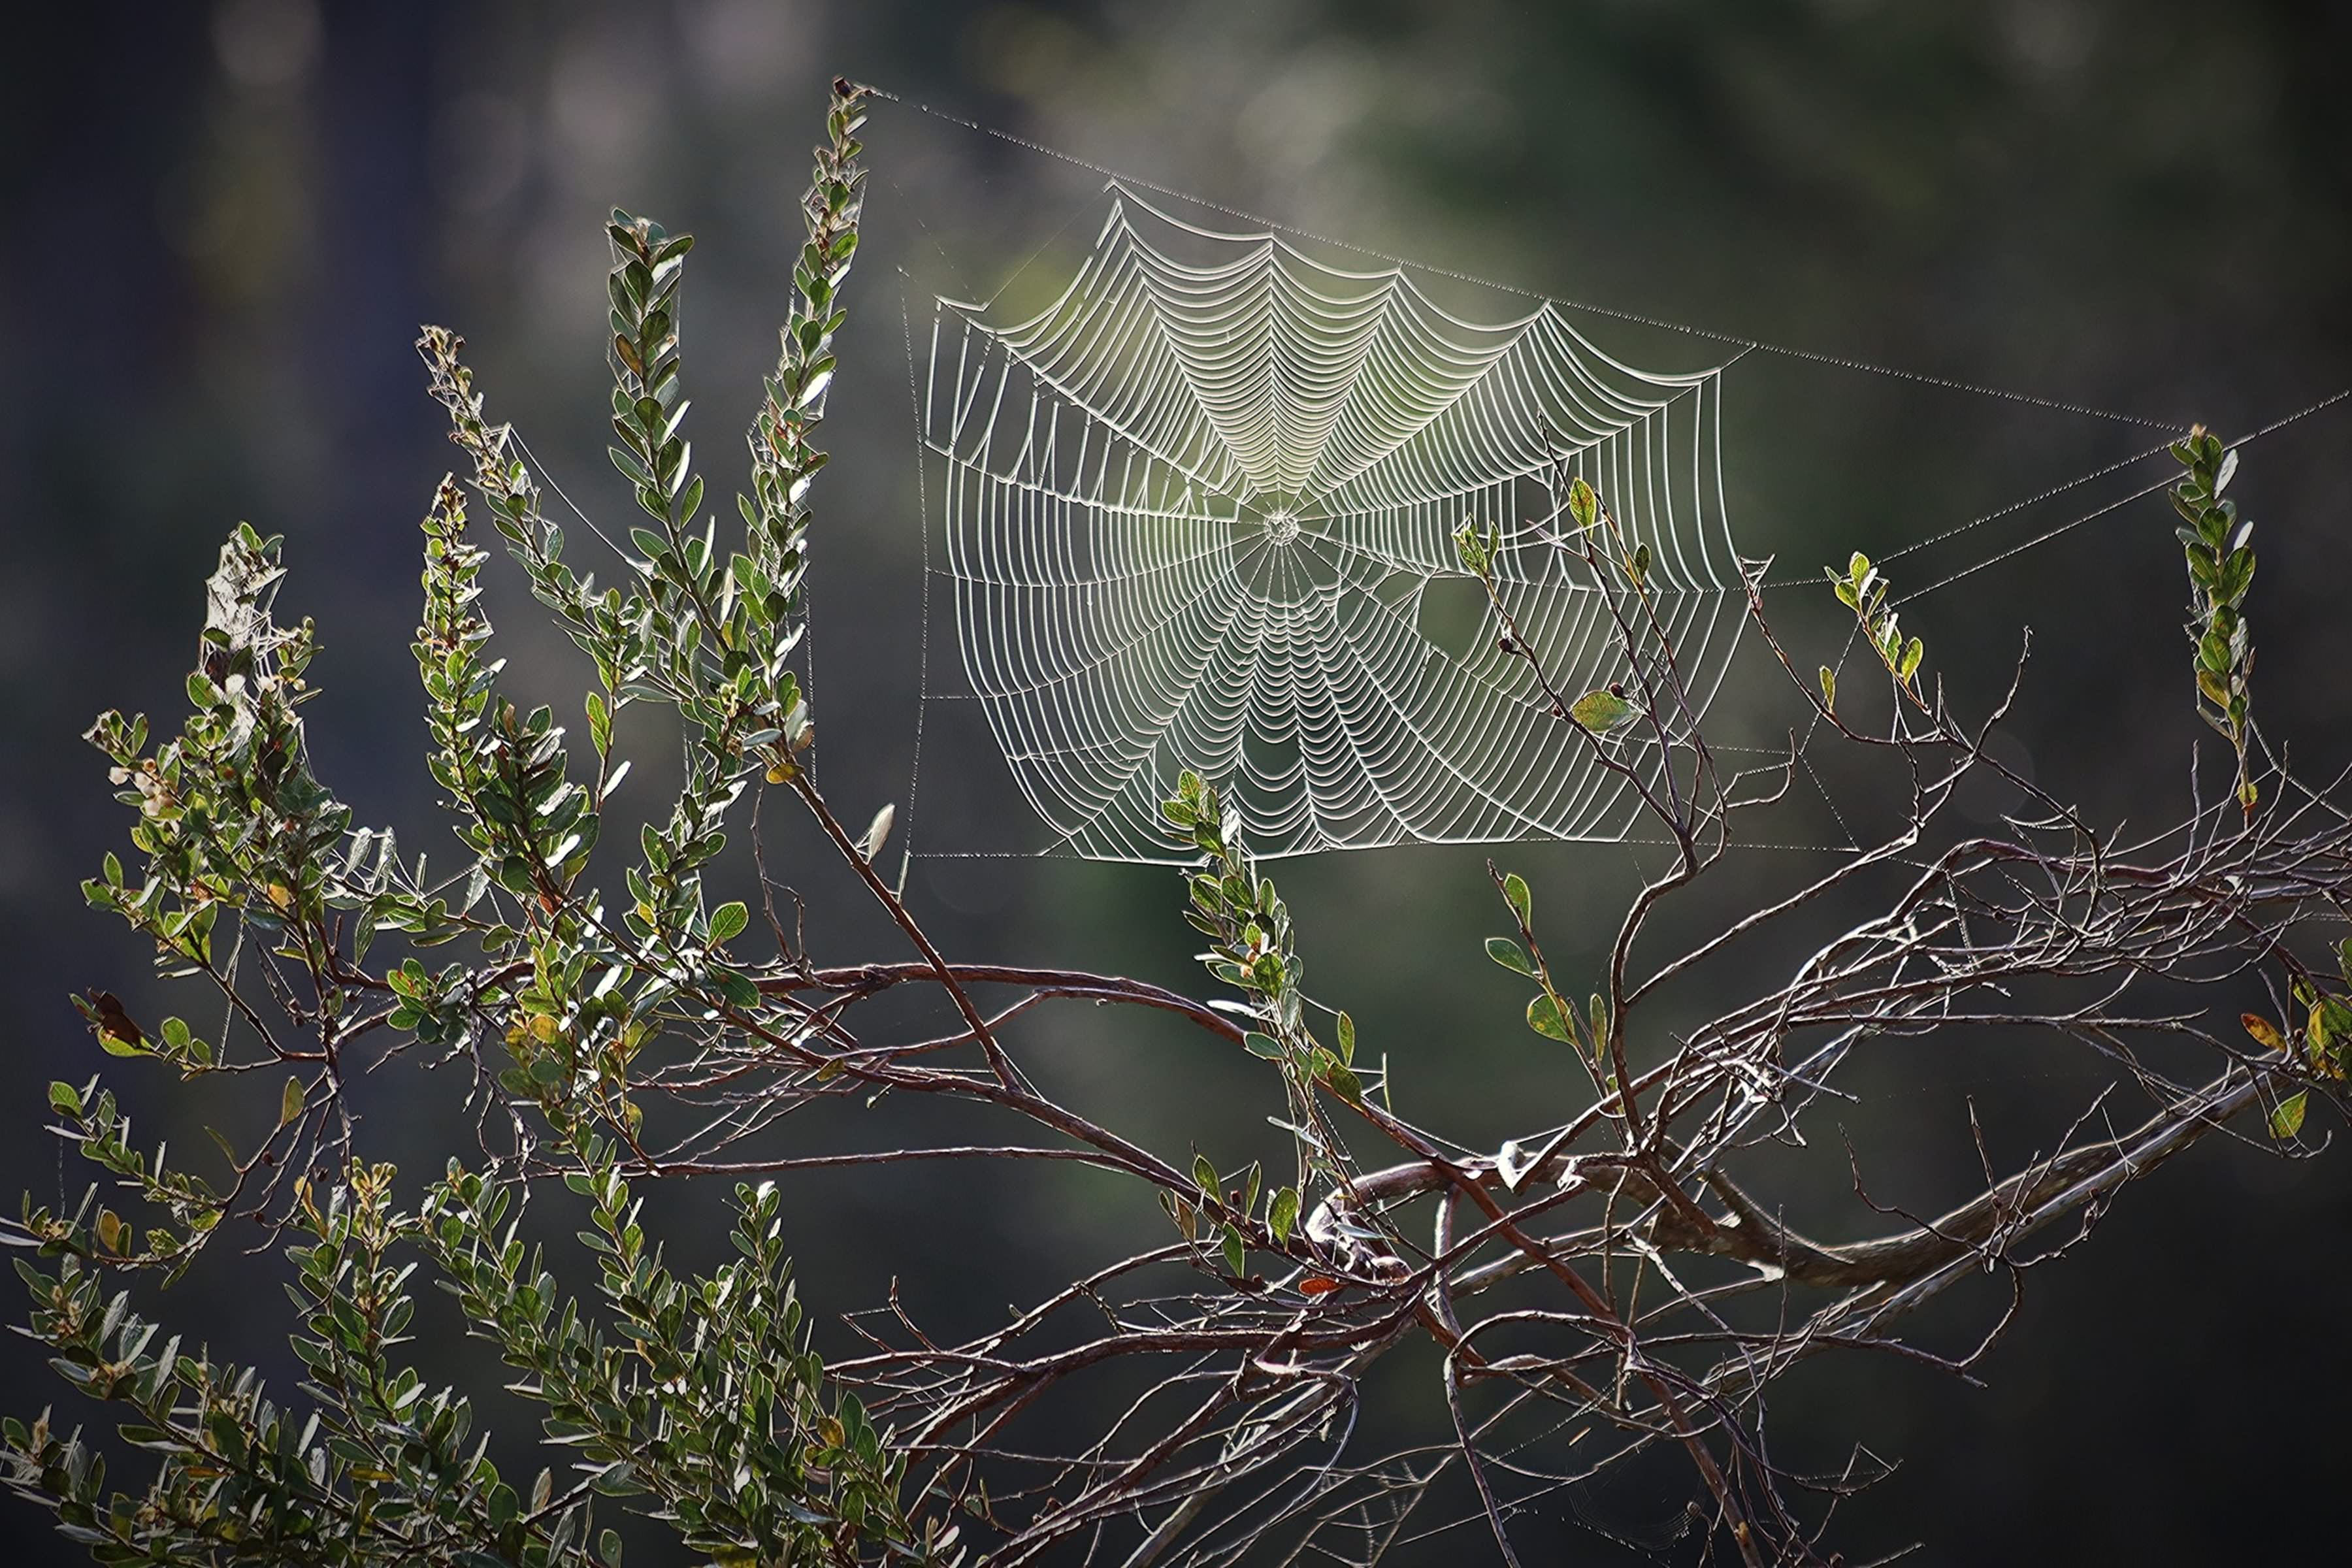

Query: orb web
[{"left": 920, "top": 187, "right": 1747, "bottom": 862}]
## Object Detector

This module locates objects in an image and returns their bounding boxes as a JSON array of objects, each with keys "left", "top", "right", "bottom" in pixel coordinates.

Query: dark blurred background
[{"left": 3, "top": 2, "right": 2348, "bottom": 1562}]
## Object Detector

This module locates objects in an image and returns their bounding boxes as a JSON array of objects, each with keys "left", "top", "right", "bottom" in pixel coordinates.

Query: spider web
[{"left": 919, "top": 186, "right": 1744, "bottom": 862}]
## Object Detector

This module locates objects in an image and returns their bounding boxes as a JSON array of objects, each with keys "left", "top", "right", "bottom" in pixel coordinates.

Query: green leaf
[
  {"left": 1628, "top": 542, "right": 1650, "bottom": 583},
  {"left": 709, "top": 900, "right": 749, "bottom": 943},
  {"left": 1818, "top": 665, "right": 1836, "bottom": 711},
  {"left": 1569, "top": 689, "right": 1638, "bottom": 733},
  {"left": 1897, "top": 636, "right": 1924, "bottom": 683},
  {"left": 2270, "top": 1089, "right": 2308, "bottom": 1139},
  {"left": 1485, "top": 936, "right": 1538, "bottom": 977},
  {"left": 1194, "top": 1153, "right": 1218, "bottom": 1196},
  {"left": 279, "top": 1075, "right": 306, "bottom": 1128},
  {"left": 1335, "top": 1009, "right": 1356, "bottom": 1064},
  {"left": 1322, "top": 1058, "right": 1364, "bottom": 1102},
  {"left": 1526, "top": 993, "right": 1574, "bottom": 1043},
  {"left": 1567, "top": 476, "right": 1599, "bottom": 530},
  {"left": 1269, "top": 1186, "right": 1299, "bottom": 1246},
  {"left": 1452, "top": 521, "right": 1489, "bottom": 576},
  {"left": 1501, "top": 872, "right": 1531, "bottom": 929},
  {"left": 1221, "top": 1226, "right": 1246, "bottom": 1279},
  {"left": 1243, "top": 1031, "right": 1283, "bottom": 1060}
]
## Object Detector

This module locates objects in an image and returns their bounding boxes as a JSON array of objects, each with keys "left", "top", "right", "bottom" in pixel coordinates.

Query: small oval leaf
[
  {"left": 1567, "top": 476, "right": 1600, "bottom": 530},
  {"left": 1485, "top": 936, "right": 1537, "bottom": 977},
  {"left": 1569, "top": 689, "right": 1638, "bottom": 733},
  {"left": 2242, "top": 1013, "right": 2287, "bottom": 1054},
  {"left": 858, "top": 802, "right": 895, "bottom": 860},
  {"left": 1269, "top": 1186, "right": 1299, "bottom": 1246},
  {"left": 2269, "top": 1088, "right": 2308, "bottom": 1140}
]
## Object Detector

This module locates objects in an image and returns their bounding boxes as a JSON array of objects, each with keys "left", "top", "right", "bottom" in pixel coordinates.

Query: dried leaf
[{"left": 2242, "top": 1013, "right": 2287, "bottom": 1054}]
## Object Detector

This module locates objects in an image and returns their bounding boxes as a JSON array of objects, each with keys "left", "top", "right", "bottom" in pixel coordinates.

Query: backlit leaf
[
  {"left": 1569, "top": 689, "right": 1637, "bottom": 733},
  {"left": 1501, "top": 873, "right": 1531, "bottom": 928},
  {"left": 1485, "top": 936, "right": 1537, "bottom": 977},
  {"left": 1567, "top": 476, "right": 1599, "bottom": 530},
  {"left": 2269, "top": 1089, "right": 2308, "bottom": 1139}
]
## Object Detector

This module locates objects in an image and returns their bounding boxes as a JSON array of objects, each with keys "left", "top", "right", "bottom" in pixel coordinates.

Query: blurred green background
[{"left": 4, "top": 1, "right": 2348, "bottom": 1561}]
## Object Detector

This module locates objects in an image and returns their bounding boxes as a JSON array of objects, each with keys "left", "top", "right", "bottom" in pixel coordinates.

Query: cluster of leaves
[
  {"left": 1161, "top": 770, "right": 1370, "bottom": 1287},
  {"left": 80, "top": 525, "right": 338, "bottom": 1022},
  {"left": 1481, "top": 868, "right": 1616, "bottom": 1109},
  {"left": 16, "top": 1078, "right": 235, "bottom": 1282},
  {"left": 422, "top": 1152, "right": 938, "bottom": 1563},
  {"left": 2173, "top": 425, "right": 2259, "bottom": 812},
  {"left": 67, "top": 524, "right": 486, "bottom": 1261},
  {"left": 1823, "top": 551, "right": 1925, "bottom": 712},
  {"left": 417, "top": 472, "right": 596, "bottom": 923},
  {"left": 3, "top": 78, "right": 948, "bottom": 1568},
  {"left": 5, "top": 1159, "right": 608, "bottom": 1567},
  {"left": 2244, "top": 937, "right": 2352, "bottom": 1139}
]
